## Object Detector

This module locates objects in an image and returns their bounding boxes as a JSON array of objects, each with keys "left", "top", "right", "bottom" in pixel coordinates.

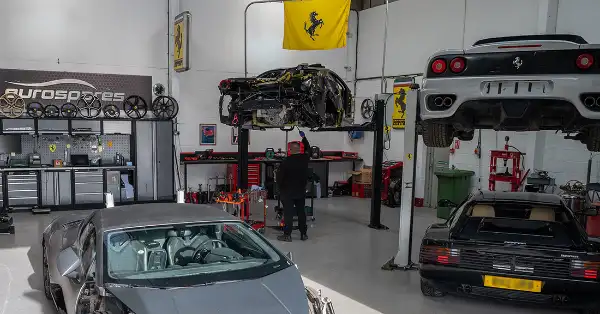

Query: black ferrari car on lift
[
  {"left": 218, "top": 63, "right": 353, "bottom": 129},
  {"left": 419, "top": 191, "right": 600, "bottom": 314}
]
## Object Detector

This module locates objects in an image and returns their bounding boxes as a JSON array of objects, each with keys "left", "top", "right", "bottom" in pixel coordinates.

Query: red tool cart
[
  {"left": 489, "top": 136, "right": 529, "bottom": 192},
  {"left": 215, "top": 189, "right": 267, "bottom": 233}
]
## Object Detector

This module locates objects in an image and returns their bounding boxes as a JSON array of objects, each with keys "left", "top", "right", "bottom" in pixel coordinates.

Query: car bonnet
[{"left": 106, "top": 266, "right": 309, "bottom": 314}]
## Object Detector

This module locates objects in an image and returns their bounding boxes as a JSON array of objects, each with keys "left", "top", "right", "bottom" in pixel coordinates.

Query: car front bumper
[
  {"left": 420, "top": 264, "right": 600, "bottom": 309},
  {"left": 419, "top": 74, "right": 600, "bottom": 121}
]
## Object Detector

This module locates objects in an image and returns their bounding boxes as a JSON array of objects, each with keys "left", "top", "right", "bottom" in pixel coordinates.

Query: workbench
[
  {"left": 0, "top": 165, "right": 136, "bottom": 212},
  {"left": 181, "top": 156, "right": 362, "bottom": 198}
]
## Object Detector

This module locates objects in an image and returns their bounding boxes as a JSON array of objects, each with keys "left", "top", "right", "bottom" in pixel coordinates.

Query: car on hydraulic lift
[
  {"left": 419, "top": 34, "right": 600, "bottom": 151},
  {"left": 419, "top": 191, "right": 600, "bottom": 314},
  {"left": 41, "top": 203, "right": 334, "bottom": 314},
  {"left": 218, "top": 63, "right": 353, "bottom": 129}
]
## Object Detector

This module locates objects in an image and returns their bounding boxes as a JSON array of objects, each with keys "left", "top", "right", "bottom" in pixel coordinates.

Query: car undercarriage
[{"left": 218, "top": 64, "right": 353, "bottom": 129}]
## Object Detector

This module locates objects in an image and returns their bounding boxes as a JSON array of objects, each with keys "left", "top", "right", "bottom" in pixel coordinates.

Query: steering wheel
[
  {"left": 192, "top": 239, "right": 228, "bottom": 263},
  {"left": 173, "top": 246, "right": 197, "bottom": 266}
]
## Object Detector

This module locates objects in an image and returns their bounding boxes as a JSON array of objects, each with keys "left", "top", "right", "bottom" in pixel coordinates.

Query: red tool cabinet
[{"left": 228, "top": 164, "right": 261, "bottom": 191}]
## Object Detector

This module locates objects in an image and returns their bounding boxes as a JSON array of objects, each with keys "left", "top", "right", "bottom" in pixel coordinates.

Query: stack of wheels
[{"left": 0, "top": 93, "right": 25, "bottom": 118}]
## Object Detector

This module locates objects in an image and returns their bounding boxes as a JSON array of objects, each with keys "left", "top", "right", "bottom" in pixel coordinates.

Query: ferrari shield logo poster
[{"left": 392, "top": 78, "right": 413, "bottom": 129}]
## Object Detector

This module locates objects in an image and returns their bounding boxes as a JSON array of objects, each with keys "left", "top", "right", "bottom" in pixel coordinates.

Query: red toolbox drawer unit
[{"left": 228, "top": 164, "right": 261, "bottom": 191}]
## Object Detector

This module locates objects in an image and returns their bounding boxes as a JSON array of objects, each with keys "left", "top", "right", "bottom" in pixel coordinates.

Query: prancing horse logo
[
  {"left": 304, "top": 11, "right": 324, "bottom": 41},
  {"left": 513, "top": 57, "right": 523, "bottom": 69}
]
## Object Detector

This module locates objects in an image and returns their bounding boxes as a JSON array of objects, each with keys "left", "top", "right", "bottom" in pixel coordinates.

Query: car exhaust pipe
[
  {"left": 584, "top": 96, "right": 596, "bottom": 107},
  {"left": 442, "top": 97, "right": 453, "bottom": 107},
  {"left": 596, "top": 97, "right": 600, "bottom": 107},
  {"left": 433, "top": 97, "right": 443, "bottom": 107}
]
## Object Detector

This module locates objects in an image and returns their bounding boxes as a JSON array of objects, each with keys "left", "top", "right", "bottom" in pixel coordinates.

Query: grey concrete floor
[{"left": 0, "top": 197, "right": 573, "bottom": 314}]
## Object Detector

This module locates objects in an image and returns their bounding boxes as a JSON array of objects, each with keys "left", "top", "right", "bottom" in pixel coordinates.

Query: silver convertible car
[
  {"left": 41, "top": 203, "right": 334, "bottom": 314},
  {"left": 419, "top": 34, "right": 600, "bottom": 151}
]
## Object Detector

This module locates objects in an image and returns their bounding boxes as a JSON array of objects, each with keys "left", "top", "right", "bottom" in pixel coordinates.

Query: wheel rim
[
  {"left": 103, "top": 104, "right": 120, "bottom": 118},
  {"left": 0, "top": 93, "right": 25, "bottom": 118},
  {"left": 76, "top": 95, "right": 102, "bottom": 119},
  {"left": 123, "top": 95, "right": 147, "bottom": 119},
  {"left": 152, "top": 96, "right": 179, "bottom": 120},
  {"left": 27, "top": 102, "right": 44, "bottom": 118},
  {"left": 61, "top": 103, "right": 78, "bottom": 118},
  {"left": 44, "top": 105, "right": 60, "bottom": 118}
]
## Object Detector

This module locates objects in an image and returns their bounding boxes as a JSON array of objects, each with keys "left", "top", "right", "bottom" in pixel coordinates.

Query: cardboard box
[{"left": 350, "top": 167, "right": 372, "bottom": 184}]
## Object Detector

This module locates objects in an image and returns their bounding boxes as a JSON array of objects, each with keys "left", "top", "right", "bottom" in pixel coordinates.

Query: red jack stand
[{"left": 489, "top": 136, "right": 529, "bottom": 191}]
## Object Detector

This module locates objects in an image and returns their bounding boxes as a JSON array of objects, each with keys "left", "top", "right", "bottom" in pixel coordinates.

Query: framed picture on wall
[
  {"left": 199, "top": 124, "right": 217, "bottom": 145},
  {"left": 231, "top": 127, "right": 250, "bottom": 145}
]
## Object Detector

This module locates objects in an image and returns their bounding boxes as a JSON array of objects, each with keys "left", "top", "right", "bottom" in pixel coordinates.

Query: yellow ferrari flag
[{"left": 283, "top": 0, "right": 351, "bottom": 50}]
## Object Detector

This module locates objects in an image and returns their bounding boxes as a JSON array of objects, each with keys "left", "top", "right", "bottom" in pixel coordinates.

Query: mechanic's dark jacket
[{"left": 276, "top": 137, "right": 312, "bottom": 199}]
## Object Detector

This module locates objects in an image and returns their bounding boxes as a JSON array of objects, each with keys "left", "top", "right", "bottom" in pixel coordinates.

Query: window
[{"left": 103, "top": 221, "right": 288, "bottom": 288}]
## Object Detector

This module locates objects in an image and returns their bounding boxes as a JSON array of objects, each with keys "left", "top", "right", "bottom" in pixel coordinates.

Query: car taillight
[
  {"left": 419, "top": 246, "right": 460, "bottom": 264},
  {"left": 431, "top": 59, "right": 447, "bottom": 74},
  {"left": 576, "top": 54, "right": 594, "bottom": 70},
  {"left": 219, "top": 79, "right": 231, "bottom": 88},
  {"left": 571, "top": 260, "right": 600, "bottom": 279},
  {"left": 450, "top": 57, "right": 466, "bottom": 73}
]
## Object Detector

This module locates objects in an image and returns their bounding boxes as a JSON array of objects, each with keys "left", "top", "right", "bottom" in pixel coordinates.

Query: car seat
[
  {"left": 106, "top": 233, "right": 147, "bottom": 275},
  {"left": 529, "top": 207, "right": 556, "bottom": 222},
  {"left": 165, "top": 229, "right": 210, "bottom": 266},
  {"left": 470, "top": 204, "right": 496, "bottom": 218}
]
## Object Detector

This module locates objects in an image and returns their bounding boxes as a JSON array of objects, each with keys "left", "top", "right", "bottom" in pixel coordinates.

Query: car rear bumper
[
  {"left": 420, "top": 264, "right": 600, "bottom": 309},
  {"left": 419, "top": 74, "right": 600, "bottom": 121}
]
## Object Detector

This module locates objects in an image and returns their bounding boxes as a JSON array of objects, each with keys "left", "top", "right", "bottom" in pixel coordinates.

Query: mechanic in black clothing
[{"left": 276, "top": 129, "right": 312, "bottom": 242}]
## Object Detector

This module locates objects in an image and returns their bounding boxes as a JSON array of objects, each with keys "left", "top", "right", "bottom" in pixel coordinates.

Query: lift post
[
  {"left": 237, "top": 126, "right": 250, "bottom": 190},
  {"left": 382, "top": 88, "right": 419, "bottom": 271},
  {"left": 369, "top": 97, "right": 388, "bottom": 230}
]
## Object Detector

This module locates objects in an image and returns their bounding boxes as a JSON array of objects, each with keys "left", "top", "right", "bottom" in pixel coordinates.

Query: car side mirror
[
  {"left": 286, "top": 252, "right": 293, "bottom": 262},
  {"left": 57, "top": 247, "right": 81, "bottom": 280}
]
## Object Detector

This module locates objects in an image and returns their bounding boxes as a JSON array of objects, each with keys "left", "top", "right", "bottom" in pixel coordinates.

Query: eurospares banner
[
  {"left": 392, "top": 78, "right": 413, "bottom": 129},
  {"left": 0, "top": 69, "right": 152, "bottom": 109}
]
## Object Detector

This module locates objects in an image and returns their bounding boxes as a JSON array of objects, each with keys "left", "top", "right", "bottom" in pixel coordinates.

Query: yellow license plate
[{"left": 483, "top": 275, "right": 542, "bottom": 293}]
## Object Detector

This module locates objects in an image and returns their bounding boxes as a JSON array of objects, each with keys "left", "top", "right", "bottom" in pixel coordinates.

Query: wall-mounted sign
[
  {"left": 174, "top": 11, "right": 191, "bottom": 73},
  {"left": 0, "top": 69, "right": 151, "bottom": 109},
  {"left": 200, "top": 124, "right": 216, "bottom": 145},
  {"left": 392, "top": 77, "right": 414, "bottom": 129}
]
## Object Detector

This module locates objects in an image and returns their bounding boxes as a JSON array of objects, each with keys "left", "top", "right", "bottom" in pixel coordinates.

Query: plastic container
[{"left": 434, "top": 169, "right": 475, "bottom": 219}]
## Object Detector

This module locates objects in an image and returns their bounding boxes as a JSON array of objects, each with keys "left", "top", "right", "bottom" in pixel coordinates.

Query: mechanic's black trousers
[{"left": 282, "top": 197, "right": 307, "bottom": 236}]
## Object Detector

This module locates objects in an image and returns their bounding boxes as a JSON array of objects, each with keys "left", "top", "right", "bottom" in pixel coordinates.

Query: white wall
[
  {"left": 0, "top": 0, "right": 168, "bottom": 82},
  {"left": 176, "top": 0, "right": 358, "bottom": 188},
  {"left": 351, "top": 0, "right": 600, "bottom": 197},
  {"left": 537, "top": 0, "right": 600, "bottom": 187}
]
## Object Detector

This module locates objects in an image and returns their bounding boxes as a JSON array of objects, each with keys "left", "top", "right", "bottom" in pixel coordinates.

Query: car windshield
[
  {"left": 103, "top": 221, "right": 288, "bottom": 287},
  {"left": 454, "top": 202, "right": 584, "bottom": 248}
]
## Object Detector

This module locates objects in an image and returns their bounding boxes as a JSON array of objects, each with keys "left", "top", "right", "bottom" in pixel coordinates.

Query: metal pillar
[
  {"left": 237, "top": 126, "right": 250, "bottom": 190},
  {"left": 369, "top": 98, "right": 388, "bottom": 230},
  {"left": 383, "top": 89, "right": 419, "bottom": 271}
]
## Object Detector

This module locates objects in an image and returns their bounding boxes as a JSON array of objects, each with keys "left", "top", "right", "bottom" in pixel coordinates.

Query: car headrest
[
  {"left": 471, "top": 204, "right": 495, "bottom": 218},
  {"left": 529, "top": 207, "right": 555, "bottom": 222},
  {"left": 167, "top": 229, "right": 192, "bottom": 238}
]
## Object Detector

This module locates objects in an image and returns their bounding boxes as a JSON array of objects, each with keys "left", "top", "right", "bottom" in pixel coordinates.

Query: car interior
[
  {"left": 106, "top": 223, "right": 271, "bottom": 277},
  {"left": 468, "top": 203, "right": 559, "bottom": 222}
]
